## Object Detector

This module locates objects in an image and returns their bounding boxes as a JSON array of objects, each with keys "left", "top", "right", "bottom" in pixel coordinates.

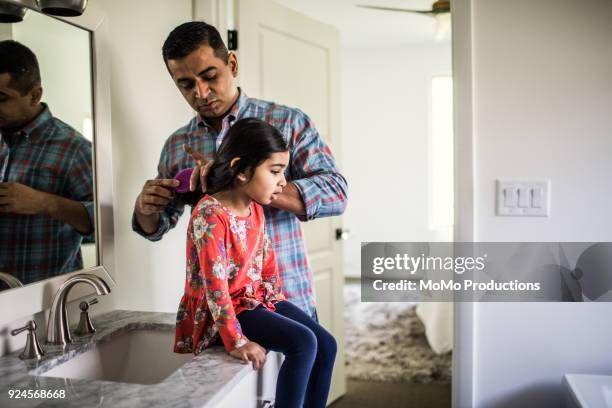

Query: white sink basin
[{"left": 40, "top": 328, "right": 194, "bottom": 384}]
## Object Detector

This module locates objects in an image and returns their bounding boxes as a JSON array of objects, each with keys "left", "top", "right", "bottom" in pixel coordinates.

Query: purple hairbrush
[{"left": 173, "top": 168, "right": 194, "bottom": 193}]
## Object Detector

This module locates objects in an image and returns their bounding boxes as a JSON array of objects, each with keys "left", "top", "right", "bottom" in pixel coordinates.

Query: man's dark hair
[
  {"left": 0, "top": 40, "right": 41, "bottom": 95},
  {"left": 162, "top": 21, "right": 229, "bottom": 65}
]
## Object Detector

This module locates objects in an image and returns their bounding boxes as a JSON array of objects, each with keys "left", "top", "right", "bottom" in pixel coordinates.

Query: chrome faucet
[
  {"left": 46, "top": 274, "right": 110, "bottom": 345},
  {"left": 0, "top": 272, "right": 23, "bottom": 289},
  {"left": 11, "top": 320, "right": 45, "bottom": 360}
]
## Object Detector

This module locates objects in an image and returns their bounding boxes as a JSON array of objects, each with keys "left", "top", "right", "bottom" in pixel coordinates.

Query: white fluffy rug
[{"left": 343, "top": 283, "right": 452, "bottom": 384}]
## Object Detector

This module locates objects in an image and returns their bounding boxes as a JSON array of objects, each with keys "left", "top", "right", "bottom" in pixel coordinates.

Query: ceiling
[{"left": 272, "top": 0, "right": 450, "bottom": 46}]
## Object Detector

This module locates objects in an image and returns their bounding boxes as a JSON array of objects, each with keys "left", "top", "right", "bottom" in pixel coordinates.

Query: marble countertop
[{"left": 0, "top": 310, "right": 254, "bottom": 408}]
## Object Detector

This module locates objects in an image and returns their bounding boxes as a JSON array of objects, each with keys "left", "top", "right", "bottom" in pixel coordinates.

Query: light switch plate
[{"left": 496, "top": 180, "right": 550, "bottom": 217}]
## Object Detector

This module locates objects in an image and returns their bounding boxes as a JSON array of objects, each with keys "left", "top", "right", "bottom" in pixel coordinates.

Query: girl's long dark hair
[
  {"left": 206, "top": 118, "right": 288, "bottom": 194},
  {"left": 176, "top": 118, "right": 288, "bottom": 207}
]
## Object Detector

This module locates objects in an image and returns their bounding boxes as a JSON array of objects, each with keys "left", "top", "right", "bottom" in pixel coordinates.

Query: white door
[{"left": 236, "top": 0, "right": 346, "bottom": 403}]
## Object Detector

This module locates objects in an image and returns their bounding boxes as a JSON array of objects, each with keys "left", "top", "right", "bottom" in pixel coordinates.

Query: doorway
[{"left": 272, "top": 1, "right": 454, "bottom": 407}]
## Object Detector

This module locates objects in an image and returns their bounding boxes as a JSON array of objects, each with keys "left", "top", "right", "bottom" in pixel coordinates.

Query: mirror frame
[{"left": 0, "top": 0, "right": 114, "bottom": 324}]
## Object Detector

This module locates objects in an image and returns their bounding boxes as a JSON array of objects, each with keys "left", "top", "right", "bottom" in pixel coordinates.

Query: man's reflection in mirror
[{"left": 0, "top": 40, "right": 94, "bottom": 288}]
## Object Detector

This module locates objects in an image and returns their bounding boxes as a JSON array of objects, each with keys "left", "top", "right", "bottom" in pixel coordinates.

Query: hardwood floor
[{"left": 329, "top": 379, "right": 451, "bottom": 408}]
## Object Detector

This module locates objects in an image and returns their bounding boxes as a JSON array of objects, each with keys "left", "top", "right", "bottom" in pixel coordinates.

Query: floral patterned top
[{"left": 174, "top": 195, "right": 286, "bottom": 354}]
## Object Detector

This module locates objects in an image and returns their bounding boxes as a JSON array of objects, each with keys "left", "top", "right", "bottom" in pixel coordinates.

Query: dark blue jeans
[{"left": 237, "top": 301, "right": 337, "bottom": 408}]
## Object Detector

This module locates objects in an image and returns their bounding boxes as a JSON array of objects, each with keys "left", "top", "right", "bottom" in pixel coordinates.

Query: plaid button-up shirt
[
  {"left": 133, "top": 90, "right": 348, "bottom": 317},
  {"left": 0, "top": 104, "right": 94, "bottom": 285}
]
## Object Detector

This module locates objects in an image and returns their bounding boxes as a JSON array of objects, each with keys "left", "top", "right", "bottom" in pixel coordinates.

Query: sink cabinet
[{"left": 214, "top": 351, "right": 282, "bottom": 408}]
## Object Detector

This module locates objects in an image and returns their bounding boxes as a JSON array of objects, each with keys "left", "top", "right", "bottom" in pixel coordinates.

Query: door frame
[{"left": 451, "top": 0, "right": 476, "bottom": 407}]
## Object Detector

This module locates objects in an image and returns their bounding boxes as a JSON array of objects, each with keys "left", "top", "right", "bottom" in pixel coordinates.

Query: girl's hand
[{"left": 229, "top": 341, "right": 267, "bottom": 370}]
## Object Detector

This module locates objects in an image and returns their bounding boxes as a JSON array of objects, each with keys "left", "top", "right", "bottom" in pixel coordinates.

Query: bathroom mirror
[
  {"left": 0, "top": 5, "right": 96, "bottom": 291},
  {"left": 0, "top": 0, "right": 114, "bottom": 321}
]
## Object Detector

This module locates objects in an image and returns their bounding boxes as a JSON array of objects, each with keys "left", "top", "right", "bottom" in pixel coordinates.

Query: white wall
[
  {"left": 341, "top": 44, "right": 452, "bottom": 276},
  {"left": 470, "top": 0, "right": 612, "bottom": 406},
  {"left": 0, "top": 23, "right": 12, "bottom": 40},
  {"left": 103, "top": 0, "right": 193, "bottom": 312}
]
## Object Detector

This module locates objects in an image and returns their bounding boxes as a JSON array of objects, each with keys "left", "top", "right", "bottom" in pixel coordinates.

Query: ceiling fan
[
  {"left": 357, "top": 0, "right": 451, "bottom": 40},
  {"left": 356, "top": 0, "right": 450, "bottom": 16}
]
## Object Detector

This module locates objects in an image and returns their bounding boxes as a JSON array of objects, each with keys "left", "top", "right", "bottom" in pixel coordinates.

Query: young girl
[{"left": 174, "top": 118, "right": 337, "bottom": 408}]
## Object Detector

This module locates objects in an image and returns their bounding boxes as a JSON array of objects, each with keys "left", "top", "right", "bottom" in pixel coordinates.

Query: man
[
  {"left": 133, "top": 21, "right": 348, "bottom": 318},
  {"left": 0, "top": 40, "right": 94, "bottom": 285}
]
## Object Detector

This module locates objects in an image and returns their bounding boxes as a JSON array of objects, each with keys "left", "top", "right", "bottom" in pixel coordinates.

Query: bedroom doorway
[{"left": 270, "top": 1, "right": 454, "bottom": 407}]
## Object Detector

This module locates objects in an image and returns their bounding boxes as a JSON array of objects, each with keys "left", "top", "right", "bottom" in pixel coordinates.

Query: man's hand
[
  {"left": 135, "top": 179, "right": 179, "bottom": 216},
  {"left": 229, "top": 341, "right": 267, "bottom": 370},
  {"left": 0, "top": 182, "right": 47, "bottom": 215},
  {"left": 182, "top": 144, "right": 213, "bottom": 193},
  {"left": 0, "top": 182, "right": 92, "bottom": 233},
  {"left": 134, "top": 178, "right": 179, "bottom": 234},
  {"left": 268, "top": 182, "right": 306, "bottom": 216}
]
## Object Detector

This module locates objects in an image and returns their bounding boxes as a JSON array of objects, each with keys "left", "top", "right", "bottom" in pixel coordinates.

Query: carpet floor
[{"left": 343, "top": 283, "right": 452, "bottom": 383}]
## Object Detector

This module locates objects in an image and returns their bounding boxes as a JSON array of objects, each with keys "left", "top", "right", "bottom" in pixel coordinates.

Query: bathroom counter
[{"left": 0, "top": 310, "right": 260, "bottom": 408}]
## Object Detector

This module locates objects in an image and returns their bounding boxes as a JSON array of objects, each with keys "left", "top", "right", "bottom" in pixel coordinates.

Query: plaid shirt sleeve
[
  {"left": 289, "top": 110, "right": 348, "bottom": 221},
  {"left": 261, "top": 232, "right": 287, "bottom": 304},
  {"left": 132, "top": 138, "right": 186, "bottom": 241},
  {"left": 67, "top": 138, "right": 95, "bottom": 235}
]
